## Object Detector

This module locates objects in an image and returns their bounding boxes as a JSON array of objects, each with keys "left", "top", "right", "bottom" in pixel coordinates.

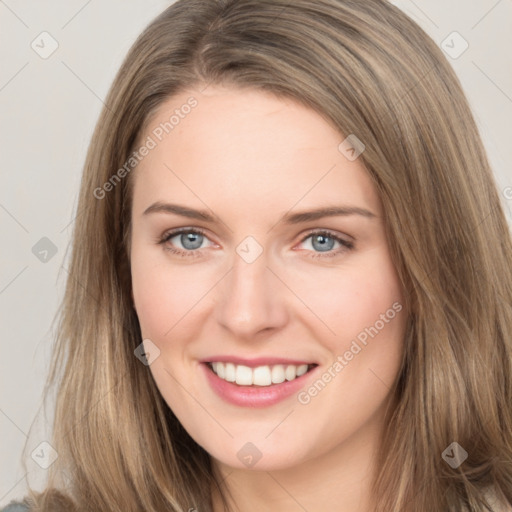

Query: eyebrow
[
  {"left": 282, "top": 206, "right": 376, "bottom": 223},
  {"left": 142, "top": 201, "right": 377, "bottom": 223},
  {"left": 143, "top": 202, "right": 215, "bottom": 221}
]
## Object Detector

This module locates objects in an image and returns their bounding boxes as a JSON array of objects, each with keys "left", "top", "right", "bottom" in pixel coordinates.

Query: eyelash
[{"left": 157, "top": 227, "right": 354, "bottom": 259}]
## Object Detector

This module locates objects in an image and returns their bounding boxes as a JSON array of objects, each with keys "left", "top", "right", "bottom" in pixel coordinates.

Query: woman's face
[{"left": 130, "top": 85, "right": 407, "bottom": 472}]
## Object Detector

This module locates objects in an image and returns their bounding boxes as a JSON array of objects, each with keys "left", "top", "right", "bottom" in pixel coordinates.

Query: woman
[{"left": 5, "top": 0, "right": 512, "bottom": 510}]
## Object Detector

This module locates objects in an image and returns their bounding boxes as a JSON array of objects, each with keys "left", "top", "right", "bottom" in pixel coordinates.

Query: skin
[{"left": 130, "top": 85, "right": 407, "bottom": 512}]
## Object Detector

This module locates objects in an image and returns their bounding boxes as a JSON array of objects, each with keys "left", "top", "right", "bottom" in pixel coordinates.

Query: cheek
[
  {"left": 328, "top": 263, "right": 406, "bottom": 390},
  {"left": 296, "top": 266, "right": 406, "bottom": 438},
  {"left": 339, "top": 277, "right": 402, "bottom": 342},
  {"left": 131, "top": 251, "right": 215, "bottom": 340},
  {"left": 132, "top": 262, "right": 173, "bottom": 338},
  {"left": 289, "top": 258, "right": 404, "bottom": 348}
]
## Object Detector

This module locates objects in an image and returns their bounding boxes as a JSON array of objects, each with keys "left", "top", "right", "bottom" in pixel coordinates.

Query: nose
[{"left": 214, "top": 248, "right": 289, "bottom": 339}]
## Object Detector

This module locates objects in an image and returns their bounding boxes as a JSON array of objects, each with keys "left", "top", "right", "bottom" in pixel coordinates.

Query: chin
[{"left": 202, "top": 433, "right": 315, "bottom": 473}]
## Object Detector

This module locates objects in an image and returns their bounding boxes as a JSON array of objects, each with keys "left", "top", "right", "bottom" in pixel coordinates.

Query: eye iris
[
  {"left": 312, "top": 234, "right": 335, "bottom": 252},
  {"left": 181, "top": 232, "right": 203, "bottom": 250}
]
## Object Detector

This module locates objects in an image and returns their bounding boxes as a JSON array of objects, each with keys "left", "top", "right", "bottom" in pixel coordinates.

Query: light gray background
[{"left": 1, "top": 0, "right": 511, "bottom": 506}]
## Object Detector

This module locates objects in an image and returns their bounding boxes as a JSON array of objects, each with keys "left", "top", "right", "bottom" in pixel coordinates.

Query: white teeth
[
  {"left": 271, "top": 365, "right": 285, "bottom": 384},
  {"left": 253, "top": 366, "right": 272, "bottom": 386},
  {"left": 210, "top": 362, "right": 312, "bottom": 386},
  {"left": 296, "top": 364, "right": 308, "bottom": 377},
  {"left": 216, "top": 361, "right": 226, "bottom": 379},
  {"left": 225, "top": 363, "right": 236, "bottom": 382},
  {"left": 285, "top": 365, "right": 297, "bottom": 381},
  {"left": 235, "top": 365, "right": 253, "bottom": 385}
]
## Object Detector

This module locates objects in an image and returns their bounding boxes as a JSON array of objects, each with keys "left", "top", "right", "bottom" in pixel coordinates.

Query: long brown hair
[{"left": 18, "top": 0, "right": 512, "bottom": 510}]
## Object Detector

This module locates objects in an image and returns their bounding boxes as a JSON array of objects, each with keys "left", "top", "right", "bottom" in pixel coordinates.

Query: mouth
[{"left": 206, "top": 361, "right": 318, "bottom": 387}]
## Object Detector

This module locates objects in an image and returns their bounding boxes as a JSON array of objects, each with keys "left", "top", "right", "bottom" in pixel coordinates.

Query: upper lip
[{"left": 200, "top": 356, "right": 317, "bottom": 368}]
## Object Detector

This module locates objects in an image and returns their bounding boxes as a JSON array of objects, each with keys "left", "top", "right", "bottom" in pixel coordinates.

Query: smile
[
  {"left": 202, "top": 359, "right": 319, "bottom": 408},
  {"left": 208, "top": 362, "right": 315, "bottom": 386}
]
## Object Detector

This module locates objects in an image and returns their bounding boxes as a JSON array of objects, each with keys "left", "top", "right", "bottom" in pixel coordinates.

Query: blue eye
[
  {"left": 174, "top": 231, "right": 204, "bottom": 250},
  {"left": 158, "top": 228, "right": 354, "bottom": 259},
  {"left": 310, "top": 233, "right": 336, "bottom": 252},
  {"left": 298, "top": 231, "right": 354, "bottom": 257},
  {"left": 158, "top": 228, "right": 211, "bottom": 257}
]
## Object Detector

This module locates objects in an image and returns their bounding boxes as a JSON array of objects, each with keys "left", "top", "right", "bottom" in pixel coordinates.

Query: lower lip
[{"left": 201, "top": 363, "right": 317, "bottom": 408}]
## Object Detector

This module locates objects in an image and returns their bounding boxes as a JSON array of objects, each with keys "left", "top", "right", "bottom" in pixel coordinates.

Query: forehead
[{"left": 131, "top": 86, "right": 381, "bottom": 220}]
